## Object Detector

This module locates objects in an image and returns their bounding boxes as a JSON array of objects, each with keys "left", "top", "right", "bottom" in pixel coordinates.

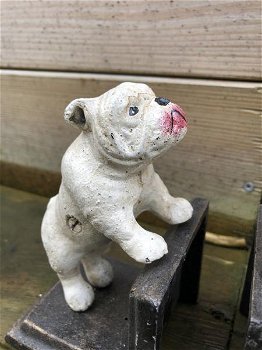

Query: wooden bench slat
[{"left": 1, "top": 1, "right": 261, "bottom": 80}]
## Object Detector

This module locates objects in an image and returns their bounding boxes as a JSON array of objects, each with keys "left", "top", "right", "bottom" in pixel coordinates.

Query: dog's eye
[{"left": 129, "top": 106, "right": 139, "bottom": 116}]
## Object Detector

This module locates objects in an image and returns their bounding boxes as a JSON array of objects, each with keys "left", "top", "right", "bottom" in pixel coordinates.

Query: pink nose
[
  {"left": 171, "top": 107, "right": 187, "bottom": 132},
  {"left": 162, "top": 104, "right": 187, "bottom": 135},
  {"left": 172, "top": 104, "right": 187, "bottom": 123}
]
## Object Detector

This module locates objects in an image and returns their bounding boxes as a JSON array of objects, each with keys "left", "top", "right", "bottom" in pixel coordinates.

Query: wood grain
[
  {"left": 1, "top": 0, "right": 261, "bottom": 80},
  {"left": 1, "top": 70, "right": 261, "bottom": 236}
]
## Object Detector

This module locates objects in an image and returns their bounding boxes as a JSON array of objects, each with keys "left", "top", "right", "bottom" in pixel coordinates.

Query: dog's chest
[{"left": 138, "top": 169, "right": 151, "bottom": 186}]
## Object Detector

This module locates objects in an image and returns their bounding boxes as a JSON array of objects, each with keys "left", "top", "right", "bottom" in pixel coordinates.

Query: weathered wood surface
[
  {"left": 1, "top": 70, "right": 261, "bottom": 236},
  {"left": 0, "top": 186, "right": 248, "bottom": 350},
  {"left": 1, "top": 1, "right": 261, "bottom": 80}
]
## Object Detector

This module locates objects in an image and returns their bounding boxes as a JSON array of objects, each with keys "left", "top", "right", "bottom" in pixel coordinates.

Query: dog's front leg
[
  {"left": 90, "top": 208, "right": 168, "bottom": 264},
  {"left": 145, "top": 172, "right": 193, "bottom": 225}
]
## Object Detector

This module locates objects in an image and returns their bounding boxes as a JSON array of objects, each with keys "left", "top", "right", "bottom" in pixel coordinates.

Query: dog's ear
[{"left": 64, "top": 98, "right": 97, "bottom": 131}]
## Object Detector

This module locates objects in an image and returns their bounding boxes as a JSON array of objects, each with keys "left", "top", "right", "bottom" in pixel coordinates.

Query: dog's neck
[{"left": 80, "top": 132, "right": 150, "bottom": 177}]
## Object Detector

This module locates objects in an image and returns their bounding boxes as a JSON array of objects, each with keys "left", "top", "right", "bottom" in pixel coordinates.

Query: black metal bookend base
[
  {"left": 240, "top": 205, "right": 262, "bottom": 350},
  {"left": 6, "top": 198, "right": 208, "bottom": 350}
]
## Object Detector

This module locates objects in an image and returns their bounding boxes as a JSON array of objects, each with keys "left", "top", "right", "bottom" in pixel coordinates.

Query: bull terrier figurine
[{"left": 41, "top": 82, "right": 193, "bottom": 312}]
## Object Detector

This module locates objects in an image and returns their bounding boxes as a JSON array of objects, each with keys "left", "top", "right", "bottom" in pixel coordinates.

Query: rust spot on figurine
[{"left": 66, "top": 215, "right": 82, "bottom": 233}]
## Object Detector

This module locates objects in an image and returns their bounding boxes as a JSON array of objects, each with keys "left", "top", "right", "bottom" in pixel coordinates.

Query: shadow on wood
[{"left": 5, "top": 198, "right": 208, "bottom": 350}]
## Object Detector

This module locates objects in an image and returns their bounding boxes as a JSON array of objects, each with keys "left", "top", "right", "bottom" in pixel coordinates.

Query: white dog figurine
[{"left": 41, "top": 82, "right": 193, "bottom": 311}]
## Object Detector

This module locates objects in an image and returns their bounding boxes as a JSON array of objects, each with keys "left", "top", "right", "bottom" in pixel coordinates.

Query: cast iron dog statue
[{"left": 41, "top": 82, "right": 193, "bottom": 311}]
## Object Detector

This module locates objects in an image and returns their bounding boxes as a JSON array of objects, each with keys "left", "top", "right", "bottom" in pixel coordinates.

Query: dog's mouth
[{"left": 162, "top": 104, "right": 187, "bottom": 136}]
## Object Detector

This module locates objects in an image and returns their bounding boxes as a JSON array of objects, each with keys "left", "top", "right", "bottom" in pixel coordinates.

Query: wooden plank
[
  {"left": 0, "top": 186, "right": 248, "bottom": 350},
  {"left": 1, "top": 0, "right": 261, "bottom": 80},
  {"left": 0, "top": 186, "right": 58, "bottom": 349},
  {"left": 1, "top": 70, "right": 261, "bottom": 236}
]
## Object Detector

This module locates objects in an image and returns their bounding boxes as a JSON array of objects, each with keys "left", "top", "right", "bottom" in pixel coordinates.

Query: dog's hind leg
[
  {"left": 82, "top": 254, "right": 113, "bottom": 288},
  {"left": 58, "top": 266, "right": 94, "bottom": 311},
  {"left": 41, "top": 197, "right": 94, "bottom": 311}
]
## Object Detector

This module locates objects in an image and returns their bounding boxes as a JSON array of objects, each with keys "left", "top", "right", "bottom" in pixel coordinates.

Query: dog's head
[{"left": 65, "top": 82, "right": 187, "bottom": 165}]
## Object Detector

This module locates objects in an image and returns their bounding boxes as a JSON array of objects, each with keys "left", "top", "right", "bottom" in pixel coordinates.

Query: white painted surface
[{"left": 41, "top": 82, "right": 192, "bottom": 311}]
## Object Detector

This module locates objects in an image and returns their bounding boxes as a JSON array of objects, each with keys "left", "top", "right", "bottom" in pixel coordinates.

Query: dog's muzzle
[{"left": 162, "top": 103, "right": 187, "bottom": 135}]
